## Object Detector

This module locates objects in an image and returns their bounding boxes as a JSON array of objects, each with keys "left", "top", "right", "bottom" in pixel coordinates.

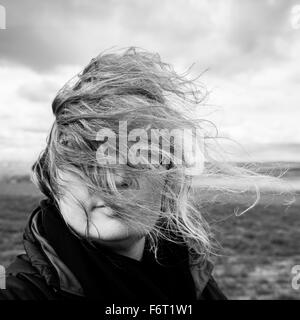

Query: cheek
[
  {"left": 106, "top": 176, "right": 163, "bottom": 232},
  {"left": 124, "top": 177, "right": 163, "bottom": 215},
  {"left": 58, "top": 195, "right": 89, "bottom": 236},
  {"left": 140, "top": 177, "right": 163, "bottom": 207},
  {"left": 57, "top": 175, "right": 91, "bottom": 236}
]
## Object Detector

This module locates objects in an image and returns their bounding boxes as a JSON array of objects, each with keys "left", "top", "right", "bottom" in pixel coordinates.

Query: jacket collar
[
  {"left": 23, "top": 198, "right": 213, "bottom": 298},
  {"left": 23, "top": 200, "right": 84, "bottom": 296}
]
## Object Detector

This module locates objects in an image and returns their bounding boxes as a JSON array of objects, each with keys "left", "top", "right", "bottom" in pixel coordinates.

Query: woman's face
[{"left": 57, "top": 168, "right": 163, "bottom": 248}]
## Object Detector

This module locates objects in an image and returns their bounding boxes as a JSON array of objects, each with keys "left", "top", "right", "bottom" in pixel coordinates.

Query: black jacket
[{"left": 0, "top": 199, "right": 227, "bottom": 300}]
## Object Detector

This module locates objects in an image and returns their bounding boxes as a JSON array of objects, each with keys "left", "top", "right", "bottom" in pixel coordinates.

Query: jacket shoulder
[
  {"left": 190, "top": 259, "right": 227, "bottom": 300},
  {"left": 0, "top": 254, "right": 58, "bottom": 300},
  {"left": 201, "top": 276, "right": 227, "bottom": 300}
]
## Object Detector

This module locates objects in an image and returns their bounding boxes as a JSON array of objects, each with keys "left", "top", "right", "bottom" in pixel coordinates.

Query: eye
[
  {"left": 59, "top": 135, "right": 69, "bottom": 146},
  {"left": 117, "top": 177, "right": 139, "bottom": 190},
  {"left": 120, "top": 181, "right": 130, "bottom": 188},
  {"left": 59, "top": 133, "right": 75, "bottom": 148}
]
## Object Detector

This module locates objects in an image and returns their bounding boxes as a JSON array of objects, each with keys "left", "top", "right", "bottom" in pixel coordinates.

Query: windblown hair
[{"left": 32, "top": 47, "right": 292, "bottom": 266}]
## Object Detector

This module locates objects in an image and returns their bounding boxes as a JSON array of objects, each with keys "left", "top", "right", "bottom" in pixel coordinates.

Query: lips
[
  {"left": 93, "top": 205, "right": 106, "bottom": 209},
  {"left": 91, "top": 204, "right": 106, "bottom": 212}
]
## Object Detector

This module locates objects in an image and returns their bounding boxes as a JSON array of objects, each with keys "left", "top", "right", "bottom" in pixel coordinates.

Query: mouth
[{"left": 92, "top": 204, "right": 106, "bottom": 210}]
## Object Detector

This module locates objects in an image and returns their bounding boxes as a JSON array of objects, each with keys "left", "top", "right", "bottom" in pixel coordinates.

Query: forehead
[{"left": 57, "top": 167, "right": 126, "bottom": 185}]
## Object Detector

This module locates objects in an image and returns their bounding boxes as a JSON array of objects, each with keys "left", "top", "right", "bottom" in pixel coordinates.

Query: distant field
[
  {"left": 205, "top": 201, "right": 300, "bottom": 299},
  {"left": 0, "top": 177, "right": 299, "bottom": 300},
  {"left": 0, "top": 194, "right": 41, "bottom": 266}
]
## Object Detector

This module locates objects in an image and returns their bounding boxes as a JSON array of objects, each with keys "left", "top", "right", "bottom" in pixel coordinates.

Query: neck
[
  {"left": 113, "top": 236, "right": 146, "bottom": 261},
  {"left": 96, "top": 236, "right": 146, "bottom": 261}
]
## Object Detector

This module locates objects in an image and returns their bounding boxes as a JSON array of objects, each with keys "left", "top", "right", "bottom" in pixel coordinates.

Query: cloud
[
  {"left": 0, "top": 0, "right": 300, "bottom": 162},
  {"left": 0, "top": 0, "right": 299, "bottom": 75},
  {"left": 0, "top": 0, "right": 120, "bottom": 70},
  {"left": 17, "top": 79, "right": 59, "bottom": 103}
]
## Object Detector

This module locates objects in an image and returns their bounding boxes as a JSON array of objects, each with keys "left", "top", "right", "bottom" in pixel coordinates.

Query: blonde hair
[{"left": 32, "top": 47, "right": 293, "bottom": 266}]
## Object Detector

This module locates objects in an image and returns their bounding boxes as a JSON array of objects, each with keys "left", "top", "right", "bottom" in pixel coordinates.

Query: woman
[{"left": 0, "top": 48, "right": 228, "bottom": 300}]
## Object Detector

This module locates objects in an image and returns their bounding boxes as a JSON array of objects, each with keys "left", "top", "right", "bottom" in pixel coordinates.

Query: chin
[
  {"left": 88, "top": 217, "right": 131, "bottom": 241},
  {"left": 90, "top": 221, "right": 147, "bottom": 251}
]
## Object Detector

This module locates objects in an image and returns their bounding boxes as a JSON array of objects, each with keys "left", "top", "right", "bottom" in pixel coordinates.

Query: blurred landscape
[{"left": 0, "top": 161, "right": 299, "bottom": 299}]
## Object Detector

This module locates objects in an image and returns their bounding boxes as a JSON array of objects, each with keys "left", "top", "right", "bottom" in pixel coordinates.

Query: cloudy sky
[{"left": 0, "top": 0, "right": 300, "bottom": 166}]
